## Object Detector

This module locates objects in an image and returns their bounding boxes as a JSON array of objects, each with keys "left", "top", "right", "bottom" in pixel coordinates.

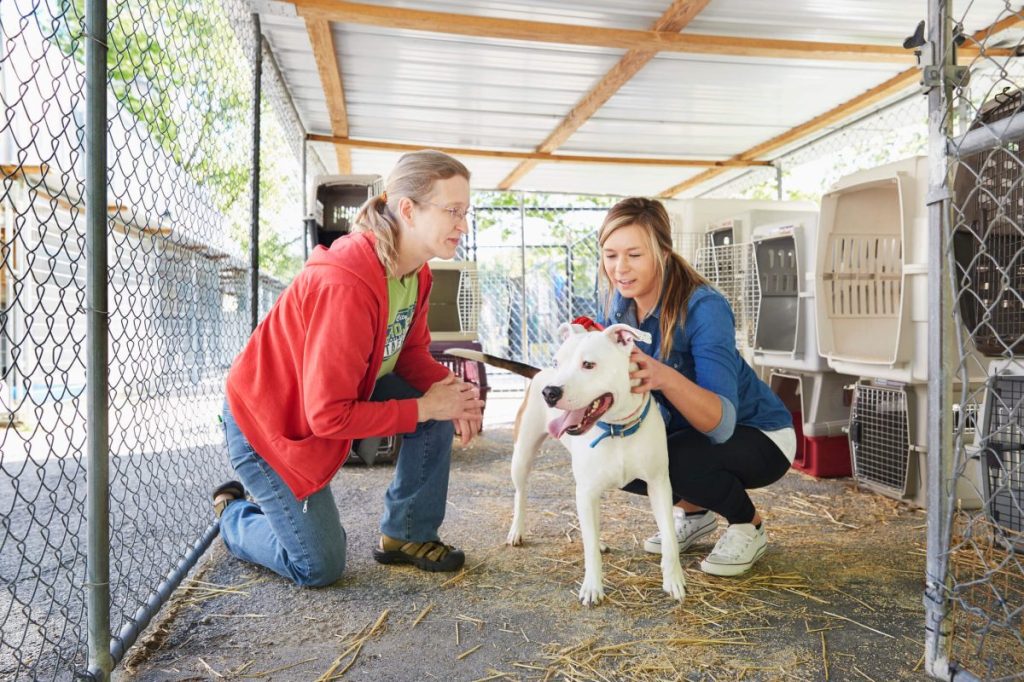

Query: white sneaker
[
  {"left": 643, "top": 509, "right": 718, "bottom": 554},
  {"left": 700, "top": 523, "right": 767, "bottom": 577}
]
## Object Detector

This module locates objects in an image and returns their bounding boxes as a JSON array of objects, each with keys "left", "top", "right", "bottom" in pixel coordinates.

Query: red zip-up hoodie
[{"left": 225, "top": 232, "right": 449, "bottom": 501}]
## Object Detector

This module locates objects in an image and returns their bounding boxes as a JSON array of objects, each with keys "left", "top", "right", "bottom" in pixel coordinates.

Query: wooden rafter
[
  {"left": 657, "top": 13, "right": 1023, "bottom": 197},
  {"left": 306, "top": 134, "right": 772, "bottom": 168},
  {"left": 498, "top": 0, "right": 711, "bottom": 190},
  {"left": 657, "top": 69, "right": 921, "bottom": 197},
  {"left": 290, "top": 0, "right": 1011, "bottom": 63},
  {"left": 305, "top": 17, "right": 351, "bottom": 173}
]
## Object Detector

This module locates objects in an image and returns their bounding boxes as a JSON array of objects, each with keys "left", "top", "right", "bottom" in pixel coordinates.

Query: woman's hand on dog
[
  {"left": 628, "top": 347, "right": 670, "bottom": 393},
  {"left": 418, "top": 373, "right": 485, "bottom": 442}
]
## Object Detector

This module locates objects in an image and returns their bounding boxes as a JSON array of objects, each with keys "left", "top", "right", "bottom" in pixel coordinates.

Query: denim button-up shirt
[{"left": 603, "top": 285, "right": 791, "bottom": 443}]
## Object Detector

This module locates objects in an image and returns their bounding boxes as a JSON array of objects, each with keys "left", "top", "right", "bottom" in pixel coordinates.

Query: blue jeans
[{"left": 219, "top": 374, "right": 455, "bottom": 587}]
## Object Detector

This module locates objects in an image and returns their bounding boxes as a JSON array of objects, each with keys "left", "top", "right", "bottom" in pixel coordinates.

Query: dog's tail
[{"left": 444, "top": 348, "right": 541, "bottom": 379}]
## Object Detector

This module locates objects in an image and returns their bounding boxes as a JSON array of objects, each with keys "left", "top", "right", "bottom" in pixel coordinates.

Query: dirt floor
[{"left": 121, "top": 398, "right": 950, "bottom": 682}]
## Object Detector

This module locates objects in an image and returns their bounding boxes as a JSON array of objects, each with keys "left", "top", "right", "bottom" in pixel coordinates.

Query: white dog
[{"left": 489, "top": 322, "right": 686, "bottom": 606}]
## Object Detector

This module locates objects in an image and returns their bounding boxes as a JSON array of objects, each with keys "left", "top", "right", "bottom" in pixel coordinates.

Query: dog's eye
[{"left": 582, "top": 361, "right": 596, "bottom": 370}]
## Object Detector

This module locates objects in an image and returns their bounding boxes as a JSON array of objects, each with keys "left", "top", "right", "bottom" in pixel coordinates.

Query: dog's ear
[
  {"left": 603, "top": 324, "right": 652, "bottom": 350},
  {"left": 558, "top": 322, "right": 588, "bottom": 341}
]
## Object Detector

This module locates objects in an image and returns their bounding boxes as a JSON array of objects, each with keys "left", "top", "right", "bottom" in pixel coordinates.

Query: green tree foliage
[{"left": 55, "top": 0, "right": 301, "bottom": 279}]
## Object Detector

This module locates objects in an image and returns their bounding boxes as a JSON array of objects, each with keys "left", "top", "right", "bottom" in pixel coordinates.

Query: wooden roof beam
[
  {"left": 290, "top": 0, "right": 1014, "bottom": 63},
  {"left": 305, "top": 17, "right": 352, "bottom": 173},
  {"left": 498, "top": 0, "right": 712, "bottom": 190},
  {"left": 305, "top": 134, "right": 772, "bottom": 168},
  {"left": 657, "top": 14, "right": 1023, "bottom": 197}
]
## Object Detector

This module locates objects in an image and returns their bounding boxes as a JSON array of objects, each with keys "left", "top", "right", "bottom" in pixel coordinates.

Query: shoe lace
[
  {"left": 673, "top": 513, "right": 706, "bottom": 540},
  {"left": 712, "top": 527, "right": 754, "bottom": 559}
]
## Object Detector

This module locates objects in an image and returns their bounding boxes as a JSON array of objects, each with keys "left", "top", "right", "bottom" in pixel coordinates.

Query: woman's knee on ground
[{"left": 291, "top": 537, "right": 347, "bottom": 588}]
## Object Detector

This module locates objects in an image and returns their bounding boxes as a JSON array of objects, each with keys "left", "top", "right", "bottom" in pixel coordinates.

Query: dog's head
[{"left": 543, "top": 323, "right": 651, "bottom": 439}]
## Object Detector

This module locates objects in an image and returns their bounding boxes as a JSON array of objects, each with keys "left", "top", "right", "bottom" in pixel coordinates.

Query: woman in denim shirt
[{"left": 599, "top": 197, "right": 796, "bottom": 577}]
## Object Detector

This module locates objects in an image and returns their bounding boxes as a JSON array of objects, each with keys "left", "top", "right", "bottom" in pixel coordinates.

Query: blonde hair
[
  {"left": 352, "top": 150, "right": 470, "bottom": 277},
  {"left": 598, "top": 197, "right": 709, "bottom": 358}
]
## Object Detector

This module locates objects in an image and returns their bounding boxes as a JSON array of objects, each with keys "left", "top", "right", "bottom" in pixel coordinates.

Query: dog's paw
[
  {"left": 578, "top": 578, "right": 606, "bottom": 606},
  {"left": 506, "top": 528, "right": 524, "bottom": 546},
  {"left": 599, "top": 541, "right": 608, "bottom": 553},
  {"left": 663, "top": 572, "right": 686, "bottom": 602}
]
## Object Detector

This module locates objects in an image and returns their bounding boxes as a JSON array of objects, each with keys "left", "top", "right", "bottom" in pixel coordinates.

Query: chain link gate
[
  {"left": 927, "top": 0, "right": 1024, "bottom": 679},
  {"left": 468, "top": 198, "right": 613, "bottom": 373},
  {"left": 0, "top": 0, "right": 293, "bottom": 678}
]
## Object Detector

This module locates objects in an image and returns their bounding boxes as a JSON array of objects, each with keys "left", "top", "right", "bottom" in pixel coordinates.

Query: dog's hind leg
[
  {"left": 575, "top": 487, "right": 606, "bottom": 606},
  {"left": 506, "top": 378, "right": 549, "bottom": 546},
  {"left": 648, "top": 476, "right": 686, "bottom": 602}
]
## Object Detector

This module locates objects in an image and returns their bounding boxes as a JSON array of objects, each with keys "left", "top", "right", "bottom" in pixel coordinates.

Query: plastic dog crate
[
  {"left": 953, "top": 90, "right": 1024, "bottom": 357},
  {"left": 752, "top": 219, "right": 829, "bottom": 373},
  {"left": 976, "top": 361, "right": 1024, "bottom": 549},
  {"left": 770, "top": 371, "right": 854, "bottom": 477},
  {"left": 348, "top": 435, "right": 401, "bottom": 466},
  {"left": 305, "top": 174, "right": 382, "bottom": 249},
  {"left": 816, "top": 157, "right": 985, "bottom": 385},
  {"left": 848, "top": 381, "right": 983, "bottom": 509},
  {"left": 429, "top": 340, "right": 490, "bottom": 415},
  {"left": 427, "top": 260, "right": 482, "bottom": 342},
  {"left": 664, "top": 197, "right": 819, "bottom": 255}
]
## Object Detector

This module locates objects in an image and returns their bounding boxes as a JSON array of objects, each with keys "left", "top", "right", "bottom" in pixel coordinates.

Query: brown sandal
[
  {"left": 372, "top": 534, "right": 465, "bottom": 572},
  {"left": 212, "top": 480, "right": 246, "bottom": 518}
]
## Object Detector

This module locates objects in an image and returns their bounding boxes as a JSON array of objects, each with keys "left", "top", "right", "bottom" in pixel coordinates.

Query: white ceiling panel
[{"left": 256, "top": 1, "right": 1023, "bottom": 196}]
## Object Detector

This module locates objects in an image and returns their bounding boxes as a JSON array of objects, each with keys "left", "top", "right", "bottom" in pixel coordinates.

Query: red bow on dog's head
[{"left": 570, "top": 316, "right": 604, "bottom": 332}]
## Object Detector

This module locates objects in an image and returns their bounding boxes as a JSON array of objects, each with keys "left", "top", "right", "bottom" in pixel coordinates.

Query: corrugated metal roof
[{"left": 256, "top": 0, "right": 1021, "bottom": 196}]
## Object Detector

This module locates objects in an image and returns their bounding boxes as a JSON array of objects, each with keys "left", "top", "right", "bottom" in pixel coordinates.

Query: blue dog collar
[{"left": 590, "top": 395, "right": 653, "bottom": 448}]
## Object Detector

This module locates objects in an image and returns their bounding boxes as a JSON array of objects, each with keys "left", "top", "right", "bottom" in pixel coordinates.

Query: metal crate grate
[
  {"left": 849, "top": 384, "right": 911, "bottom": 495},
  {"left": 982, "top": 375, "right": 1024, "bottom": 545},
  {"left": 457, "top": 268, "right": 482, "bottom": 334},
  {"left": 694, "top": 242, "right": 760, "bottom": 349}
]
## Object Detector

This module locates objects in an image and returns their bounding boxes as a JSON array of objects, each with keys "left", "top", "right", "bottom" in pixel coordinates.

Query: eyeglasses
[{"left": 416, "top": 200, "right": 474, "bottom": 223}]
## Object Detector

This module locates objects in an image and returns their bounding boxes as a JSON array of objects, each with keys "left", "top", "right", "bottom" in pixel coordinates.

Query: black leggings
[{"left": 622, "top": 425, "right": 791, "bottom": 525}]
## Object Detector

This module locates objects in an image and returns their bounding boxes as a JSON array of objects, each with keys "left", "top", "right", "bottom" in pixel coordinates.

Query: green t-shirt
[{"left": 377, "top": 273, "right": 419, "bottom": 379}]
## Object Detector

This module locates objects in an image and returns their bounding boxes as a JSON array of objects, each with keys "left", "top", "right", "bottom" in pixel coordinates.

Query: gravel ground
[{"left": 119, "top": 399, "right": 947, "bottom": 682}]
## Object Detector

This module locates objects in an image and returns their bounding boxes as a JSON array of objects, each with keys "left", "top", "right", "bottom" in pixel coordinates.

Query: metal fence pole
[
  {"left": 518, "top": 191, "right": 528, "bottom": 363},
  {"left": 924, "top": 0, "right": 956, "bottom": 677},
  {"left": 249, "top": 13, "right": 262, "bottom": 331},
  {"left": 302, "top": 138, "right": 308, "bottom": 261},
  {"left": 84, "top": 0, "right": 113, "bottom": 677}
]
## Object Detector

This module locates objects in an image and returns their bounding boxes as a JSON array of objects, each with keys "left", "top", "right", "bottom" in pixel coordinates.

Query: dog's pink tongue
[{"left": 548, "top": 407, "right": 588, "bottom": 438}]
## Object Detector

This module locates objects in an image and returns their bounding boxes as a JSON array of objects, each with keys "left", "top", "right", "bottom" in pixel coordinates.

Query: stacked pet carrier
[
  {"left": 953, "top": 88, "right": 1024, "bottom": 546},
  {"left": 427, "top": 259, "right": 489, "bottom": 422},
  {"left": 680, "top": 200, "right": 819, "bottom": 368},
  {"left": 818, "top": 156, "right": 985, "bottom": 506},
  {"left": 305, "top": 174, "right": 383, "bottom": 250},
  {"left": 751, "top": 218, "right": 857, "bottom": 477}
]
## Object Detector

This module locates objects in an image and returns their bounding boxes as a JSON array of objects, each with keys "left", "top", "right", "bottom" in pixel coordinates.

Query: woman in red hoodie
[{"left": 214, "top": 150, "right": 485, "bottom": 586}]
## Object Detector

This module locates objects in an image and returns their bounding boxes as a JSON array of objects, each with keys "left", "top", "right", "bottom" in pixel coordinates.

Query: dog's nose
[{"left": 542, "top": 385, "right": 563, "bottom": 407}]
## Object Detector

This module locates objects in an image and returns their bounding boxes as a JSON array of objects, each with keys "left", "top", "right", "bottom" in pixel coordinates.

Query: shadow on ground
[{"left": 121, "top": 424, "right": 937, "bottom": 681}]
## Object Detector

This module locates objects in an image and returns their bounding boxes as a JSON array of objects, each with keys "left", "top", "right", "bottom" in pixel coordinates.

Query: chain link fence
[
  {"left": 930, "top": 1, "right": 1024, "bottom": 678},
  {"left": 0, "top": 0, "right": 294, "bottom": 678},
  {"left": 466, "top": 195, "right": 615, "bottom": 380}
]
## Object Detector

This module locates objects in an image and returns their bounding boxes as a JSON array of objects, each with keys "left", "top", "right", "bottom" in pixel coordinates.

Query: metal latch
[{"left": 904, "top": 19, "right": 971, "bottom": 88}]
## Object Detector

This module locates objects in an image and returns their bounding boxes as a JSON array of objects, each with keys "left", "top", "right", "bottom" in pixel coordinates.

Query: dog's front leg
[
  {"left": 575, "top": 487, "right": 605, "bottom": 606},
  {"left": 506, "top": 431, "right": 546, "bottom": 546},
  {"left": 507, "top": 379, "right": 549, "bottom": 546},
  {"left": 648, "top": 477, "right": 686, "bottom": 602}
]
